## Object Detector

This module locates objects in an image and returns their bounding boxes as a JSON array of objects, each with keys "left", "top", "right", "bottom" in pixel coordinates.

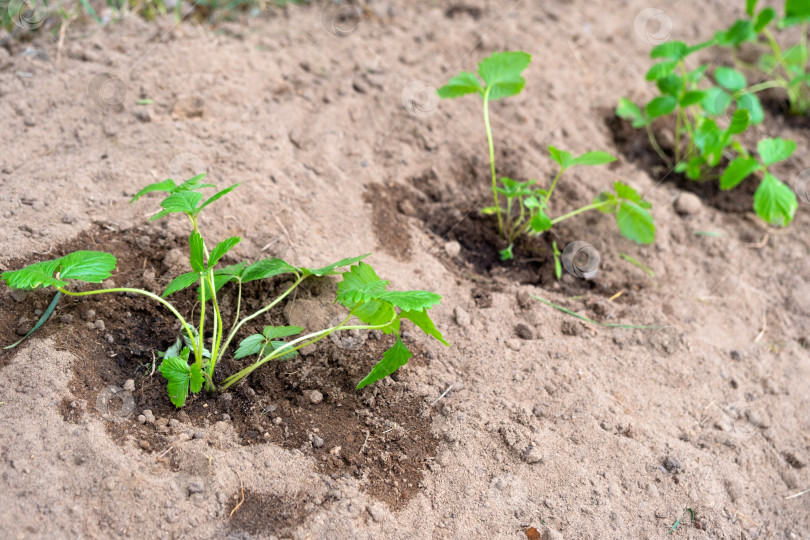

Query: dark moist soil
[
  {"left": 365, "top": 161, "right": 645, "bottom": 302},
  {"left": 604, "top": 111, "right": 758, "bottom": 214},
  {"left": 0, "top": 224, "right": 437, "bottom": 511}
]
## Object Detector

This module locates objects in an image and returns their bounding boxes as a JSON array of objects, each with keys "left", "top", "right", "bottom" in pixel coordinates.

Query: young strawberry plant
[
  {"left": 438, "top": 51, "right": 655, "bottom": 260},
  {"left": 1, "top": 175, "right": 448, "bottom": 407},
  {"left": 616, "top": 32, "right": 799, "bottom": 226},
  {"left": 716, "top": 0, "right": 810, "bottom": 115}
]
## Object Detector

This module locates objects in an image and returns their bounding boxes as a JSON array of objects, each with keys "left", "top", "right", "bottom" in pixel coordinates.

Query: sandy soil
[{"left": 1, "top": 1, "right": 809, "bottom": 538}]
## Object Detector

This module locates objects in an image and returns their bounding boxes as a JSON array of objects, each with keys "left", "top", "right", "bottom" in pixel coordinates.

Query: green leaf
[
  {"left": 746, "top": 0, "right": 757, "bottom": 16},
  {"left": 480, "top": 206, "right": 501, "bottom": 215},
  {"left": 356, "top": 335, "right": 412, "bottom": 389},
  {"left": 268, "top": 340, "right": 298, "bottom": 361},
  {"left": 786, "top": 0, "right": 810, "bottom": 18},
  {"left": 616, "top": 201, "right": 655, "bottom": 244},
  {"left": 727, "top": 109, "right": 750, "bottom": 134},
  {"left": 302, "top": 254, "right": 371, "bottom": 277},
  {"left": 189, "top": 232, "right": 206, "bottom": 273},
  {"left": 2, "top": 253, "right": 117, "bottom": 291},
  {"left": 716, "top": 19, "right": 756, "bottom": 46},
  {"left": 353, "top": 299, "right": 397, "bottom": 328},
  {"left": 736, "top": 92, "right": 764, "bottom": 124},
  {"left": 337, "top": 263, "right": 388, "bottom": 306},
  {"left": 656, "top": 74, "right": 683, "bottom": 96},
  {"left": 714, "top": 66, "right": 747, "bottom": 91},
  {"left": 720, "top": 156, "right": 760, "bottom": 190},
  {"left": 477, "top": 51, "right": 532, "bottom": 100},
  {"left": 234, "top": 334, "right": 266, "bottom": 359},
  {"left": 173, "top": 174, "right": 214, "bottom": 192},
  {"left": 568, "top": 151, "right": 616, "bottom": 167},
  {"left": 199, "top": 184, "right": 239, "bottom": 212},
  {"left": 754, "top": 7, "right": 775, "bottom": 31},
  {"left": 594, "top": 191, "right": 618, "bottom": 214},
  {"left": 686, "top": 156, "right": 706, "bottom": 180},
  {"left": 614, "top": 181, "right": 646, "bottom": 205},
  {"left": 701, "top": 87, "right": 732, "bottom": 116},
  {"left": 189, "top": 363, "right": 203, "bottom": 394},
  {"left": 161, "top": 190, "right": 203, "bottom": 215},
  {"left": 437, "top": 71, "right": 484, "bottom": 99},
  {"left": 616, "top": 98, "right": 649, "bottom": 128},
  {"left": 401, "top": 310, "right": 449, "bottom": 346},
  {"left": 58, "top": 251, "right": 117, "bottom": 283},
  {"left": 208, "top": 236, "right": 241, "bottom": 268},
  {"left": 529, "top": 209, "right": 553, "bottom": 233},
  {"left": 753, "top": 173, "right": 798, "bottom": 226},
  {"left": 645, "top": 61, "right": 677, "bottom": 82},
  {"left": 548, "top": 146, "right": 573, "bottom": 169},
  {"left": 159, "top": 350, "right": 193, "bottom": 408},
  {"left": 645, "top": 96, "right": 677, "bottom": 119},
  {"left": 499, "top": 245, "right": 514, "bottom": 261},
  {"left": 757, "top": 138, "right": 797, "bottom": 166},
  {"left": 378, "top": 291, "right": 442, "bottom": 312},
  {"left": 650, "top": 41, "right": 688, "bottom": 61},
  {"left": 496, "top": 177, "right": 535, "bottom": 198},
  {"left": 163, "top": 271, "right": 200, "bottom": 298},
  {"left": 130, "top": 178, "right": 176, "bottom": 202},
  {"left": 263, "top": 326, "right": 303, "bottom": 339},
  {"left": 680, "top": 90, "right": 706, "bottom": 106},
  {"left": 241, "top": 258, "right": 298, "bottom": 282}
]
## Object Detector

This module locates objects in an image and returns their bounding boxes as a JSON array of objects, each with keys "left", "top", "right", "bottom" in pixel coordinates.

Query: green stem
[
  {"left": 745, "top": 80, "right": 786, "bottom": 94},
  {"left": 219, "top": 314, "right": 395, "bottom": 391},
  {"left": 215, "top": 274, "right": 305, "bottom": 369},
  {"left": 550, "top": 200, "right": 613, "bottom": 226},
  {"left": 56, "top": 286, "right": 196, "bottom": 349},
  {"left": 206, "top": 271, "right": 224, "bottom": 381},
  {"left": 197, "top": 275, "right": 206, "bottom": 381},
  {"left": 545, "top": 168, "right": 565, "bottom": 206},
  {"left": 645, "top": 124, "right": 672, "bottom": 168},
  {"left": 483, "top": 87, "right": 504, "bottom": 237}
]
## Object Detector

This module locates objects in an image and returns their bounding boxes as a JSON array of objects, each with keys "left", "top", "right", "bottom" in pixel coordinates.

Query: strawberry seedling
[
  {"left": 716, "top": 0, "right": 810, "bottom": 115},
  {"left": 1, "top": 175, "right": 448, "bottom": 407},
  {"left": 438, "top": 51, "right": 655, "bottom": 261},
  {"left": 616, "top": 8, "right": 800, "bottom": 227}
]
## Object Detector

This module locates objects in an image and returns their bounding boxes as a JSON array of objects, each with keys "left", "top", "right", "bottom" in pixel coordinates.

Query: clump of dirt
[{"left": 3, "top": 224, "right": 437, "bottom": 509}]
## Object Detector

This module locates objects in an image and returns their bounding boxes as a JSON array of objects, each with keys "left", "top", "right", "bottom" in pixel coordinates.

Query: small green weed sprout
[
  {"left": 439, "top": 51, "right": 655, "bottom": 261},
  {"left": 616, "top": 4, "right": 800, "bottom": 227},
  {"left": 1, "top": 175, "right": 448, "bottom": 407}
]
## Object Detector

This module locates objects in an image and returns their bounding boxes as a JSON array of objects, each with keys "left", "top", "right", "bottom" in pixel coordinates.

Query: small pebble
[
  {"left": 60, "top": 314, "right": 74, "bottom": 324},
  {"left": 329, "top": 446, "right": 342, "bottom": 456},
  {"left": 505, "top": 339, "right": 522, "bottom": 351},
  {"left": 10, "top": 289, "right": 28, "bottom": 303},
  {"left": 187, "top": 482, "right": 205, "bottom": 495},
  {"left": 61, "top": 215, "right": 76, "bottom": 224},
  {"left": 137, "top": 415, "right": 147, "bottom": 424},
  {"left": 15, "top": 322, "right": 32, "bottom": 336},
  {"left": 139, "top": 440, "right": 151, "bottom": 450},
  {"left": 367, "top": 504, "right": 385, "bottom": 523},
  {"left": 453, "top": 306, "right": 471, "bottom": 326},
  {"left": 102, "top": 477, "right": 116, "bottom": 491},
  {"left": 142, "top": 409, "right": 155, "bottom": 423},
  {"left": 82, "top": 309, "right": 96, "bottom": 321},
  {"left": 221, "top": 414, "right": 230, "bottom": 421},
  {"left": 94, "top": 319, "right": 105, "bottom": 331},
  {"left": 168, "top": 419, "right": 180, "bottom": 428},
  {"left": 515, "top": 323, "right": 533, "bottom": 340},
  {"left": 444, "top": 241, "right": 461, "bottom": 258},
  {"left": 123, "top": 379, "right": 135, "bottom": 392},
  {"left": 522, "top": 446, "right": 543, "bottom": 464},
  {"left": 274, "top": 417, "right": 282, "bottom": 425},
  {"left": 664, "top": 455, "right": 682, "bottom": 473},
  {"left": 674, "top": 192, "right": 702, "bottom": 215},
  {"left": 85, "top": 321, "right": 96, "bottom": 330},
  {"left": 312, "top": 435, "right": 324, "bottom": 448},
  {"left": 306, "top": 390, "right": 324, "bottom": 404},
  {"left": 105, "top": 334, "right": 114, "bottom": 344},
  {"left": 398, "top": 199, "right": 416, "bottom": 216}
]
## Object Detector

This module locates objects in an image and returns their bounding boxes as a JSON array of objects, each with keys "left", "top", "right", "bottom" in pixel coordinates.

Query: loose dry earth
[{"left": 0, "top": 1, "right": 809, "bottom": 539}]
